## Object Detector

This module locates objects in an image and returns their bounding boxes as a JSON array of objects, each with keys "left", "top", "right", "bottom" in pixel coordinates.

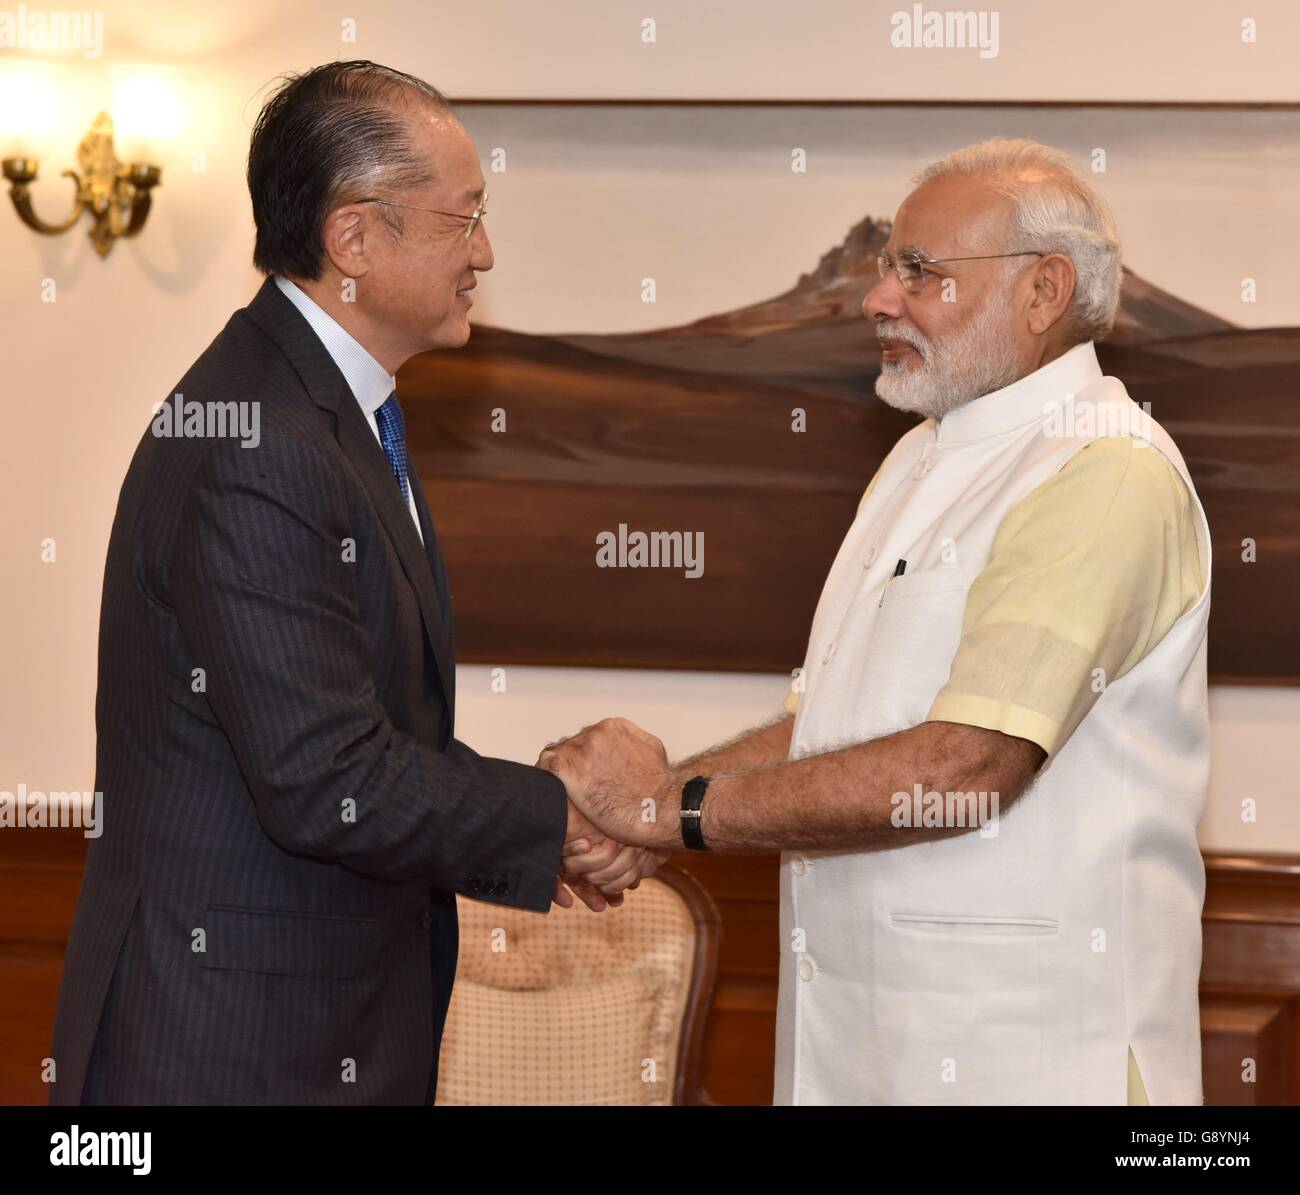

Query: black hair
[{"left": 247, "top": 59, "right": 451, "bottom": 279}]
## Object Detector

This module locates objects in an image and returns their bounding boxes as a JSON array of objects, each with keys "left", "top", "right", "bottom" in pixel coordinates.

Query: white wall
[
  {"left": 57, "top": 0, "right": 1296, "bottom": 103},
  {"left": 1, "top": 0, "right": 1296, "bottom": 852}
]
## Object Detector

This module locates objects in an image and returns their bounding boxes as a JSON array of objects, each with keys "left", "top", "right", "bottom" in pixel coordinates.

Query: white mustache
[{"left": 876, "top": 323, "right": 929, "bottom": 354}]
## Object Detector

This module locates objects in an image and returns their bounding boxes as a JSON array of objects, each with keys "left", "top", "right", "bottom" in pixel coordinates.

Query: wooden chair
[{"left": 434, "top": 862, "right": 720, "bottom": 1105}]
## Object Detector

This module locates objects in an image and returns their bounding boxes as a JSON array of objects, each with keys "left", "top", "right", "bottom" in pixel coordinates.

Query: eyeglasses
[
  {"left": 877, "top": 248, "right": 1045, "bottom": 293},
  {"left": 356, "top": 189, "right": 488, "bottom": 239}
]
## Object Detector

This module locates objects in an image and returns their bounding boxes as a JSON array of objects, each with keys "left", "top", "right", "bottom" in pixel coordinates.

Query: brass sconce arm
[
  {"left": 3, "top": 112, "right": 162, "bottom": 258},
  {"left": 3, "top": 161, "right": 86, "bottom": 234}
]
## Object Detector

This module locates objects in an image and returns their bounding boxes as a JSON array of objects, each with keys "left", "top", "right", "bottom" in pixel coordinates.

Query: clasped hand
[{"left": 537, "top": 717, "right": 679, "bottom": 912}]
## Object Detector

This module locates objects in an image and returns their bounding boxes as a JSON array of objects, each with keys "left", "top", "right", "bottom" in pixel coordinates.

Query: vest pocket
[
  {"left": 871, "top": 909, "right": 1054, "bottom": 1101},
  {"left": 890, "top": 913, "right": 1059, "bottom": 936},
  {"left": 838, "top": 566, "right": 976, "bottom": 728},
  {"left": 878, "top": 564, "right": 973, "bottom": 604}
]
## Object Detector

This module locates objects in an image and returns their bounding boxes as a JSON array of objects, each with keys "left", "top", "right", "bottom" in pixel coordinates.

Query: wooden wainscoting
[
  {"left": 0, "top": 828, "right": 87, "bottom": 1105},
  {"left": 2, "top": 837, "right": 1296, "bottom": 1106},
  {"left": 1200, "top": 854, "right": 1300, "bottom": 1104}
]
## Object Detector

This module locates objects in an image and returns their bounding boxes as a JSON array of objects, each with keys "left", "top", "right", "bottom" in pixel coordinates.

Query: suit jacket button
[
  {"left": 493, "top": 881, "right": 509, "bottom": 897},
  {"left": 419, "top": 910, "right": 432, "bottom": 930}
]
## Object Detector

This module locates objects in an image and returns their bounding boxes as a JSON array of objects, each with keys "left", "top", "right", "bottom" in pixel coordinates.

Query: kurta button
[
  {"left": 798, "top": 958, "right": 815, "bottom": 982},
  {"left": 419, "top": 911, "right": 432, "bottom": 930},
  {"left": 864, "top": 547, "right": 877, "bottom": 567},
  {"left": 791, "top": 856, "right": 808, "bottom": 876},
  {"left": 822, "top": 643, "right": 836, "bottom": 664}
]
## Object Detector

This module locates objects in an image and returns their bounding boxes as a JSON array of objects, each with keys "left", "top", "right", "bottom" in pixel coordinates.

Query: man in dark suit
[{"left": 49, "top": 60, "right": 662, "bottom": 1106}]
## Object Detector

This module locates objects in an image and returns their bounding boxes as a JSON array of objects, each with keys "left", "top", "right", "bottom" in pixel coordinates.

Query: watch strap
[{"left": 680, "top": 775, "right": 711, "bottom": 851}]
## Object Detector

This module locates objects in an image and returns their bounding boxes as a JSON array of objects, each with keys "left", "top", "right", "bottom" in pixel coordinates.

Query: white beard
[{"left": 874, "top": 289, "right": 1028, "bottom": 422}]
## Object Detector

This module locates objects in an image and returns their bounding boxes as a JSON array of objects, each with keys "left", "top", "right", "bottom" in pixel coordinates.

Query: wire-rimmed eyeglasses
[
  {"left": 877, "top": 248, "right": 1045, "bottom": 293},
  {"left": 356, "top": 189, "right": 488, "bottom": 240}
]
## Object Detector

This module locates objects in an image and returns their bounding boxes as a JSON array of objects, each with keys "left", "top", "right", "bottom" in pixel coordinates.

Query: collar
[
  {"left": 933, "top": 340, "right": 1104, "bottom": 444},
  {"left": 273, "top": 276, "right": 396, "bottom": 415}
]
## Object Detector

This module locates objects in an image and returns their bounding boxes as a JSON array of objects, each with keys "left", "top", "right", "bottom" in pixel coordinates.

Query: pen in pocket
[{"left": 879, "top": 558, "right": 907, "bottom": 607}]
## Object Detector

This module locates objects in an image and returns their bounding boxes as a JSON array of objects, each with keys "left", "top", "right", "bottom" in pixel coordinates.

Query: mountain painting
[{"left": 398, "top": 105, "right": 1300, "bottom": 683}]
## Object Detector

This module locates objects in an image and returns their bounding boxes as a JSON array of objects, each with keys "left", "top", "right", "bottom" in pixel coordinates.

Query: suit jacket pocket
[{"left": 196, "top": 905, "right": 380, "bottom": 980}]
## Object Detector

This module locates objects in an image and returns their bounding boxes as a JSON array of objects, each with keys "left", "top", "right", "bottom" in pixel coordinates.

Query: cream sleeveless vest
[{"left": 775, "top": 341, "right": 1212, "bottom": 1106}]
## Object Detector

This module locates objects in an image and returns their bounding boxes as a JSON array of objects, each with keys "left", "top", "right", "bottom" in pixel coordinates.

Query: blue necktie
[{"left": 374, "top": 391, "right": 410, "bottom": 504}]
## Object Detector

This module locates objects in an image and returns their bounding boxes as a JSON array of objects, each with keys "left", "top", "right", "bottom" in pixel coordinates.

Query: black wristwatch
[{"left": 680, "top": 775, "right": 712, "bottom": 851}]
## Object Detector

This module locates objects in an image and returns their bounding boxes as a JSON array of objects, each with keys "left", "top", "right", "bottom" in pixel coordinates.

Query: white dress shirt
[{"left": 274, "top": 275, "right": 423, "bottom": 543}]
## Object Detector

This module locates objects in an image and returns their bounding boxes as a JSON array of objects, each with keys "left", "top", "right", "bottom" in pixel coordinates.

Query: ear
[
  {"left": 320, "top": 205, "right": 373, "bottom": 280},
  {"left": 1026, "top": 252, "right": 1076, "bottom": 336}
]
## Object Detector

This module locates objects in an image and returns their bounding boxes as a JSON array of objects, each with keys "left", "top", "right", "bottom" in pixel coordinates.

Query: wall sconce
[{"left": 3, "top": 111, "right": 162, "bottom": 259}]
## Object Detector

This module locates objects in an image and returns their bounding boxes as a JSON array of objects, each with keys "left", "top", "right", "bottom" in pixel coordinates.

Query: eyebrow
[
  {"left": 891, "top": 244, "right": 934, "bottom": 260},
  {"left": 461, "top": 186, "right": 485, "bottom": 203}
]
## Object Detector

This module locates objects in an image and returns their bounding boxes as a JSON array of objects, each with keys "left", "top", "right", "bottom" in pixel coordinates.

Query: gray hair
[{"left": 912, "top": 138, "right": 1122, "bottom": 342}]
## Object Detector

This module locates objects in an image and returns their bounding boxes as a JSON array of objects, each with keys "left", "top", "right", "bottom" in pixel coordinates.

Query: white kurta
[{"left": 775, "top": 342, "right": 1212, "bottom": 1106}]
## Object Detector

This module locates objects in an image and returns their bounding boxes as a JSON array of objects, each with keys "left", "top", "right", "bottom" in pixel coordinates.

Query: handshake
[{"left": 536, "top": 717, "right": 682, "bottom": 913}]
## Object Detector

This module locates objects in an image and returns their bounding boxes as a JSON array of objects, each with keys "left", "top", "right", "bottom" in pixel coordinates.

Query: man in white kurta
[
  {"left": 540, "top": 138, "right": 1212, "bottom": 1107},
  {"left": 775, "top": 339, "right": 1209, "bottom": 1105}
]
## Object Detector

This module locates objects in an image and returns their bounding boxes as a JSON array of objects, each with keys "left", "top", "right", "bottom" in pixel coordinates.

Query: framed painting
[{"left": 398, "top": 102, "right": 1300, "bottom": 682}]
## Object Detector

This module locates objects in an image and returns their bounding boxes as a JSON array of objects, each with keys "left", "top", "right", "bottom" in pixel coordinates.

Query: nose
[
  {"left": 471, "top": 222, "right": 494, "bottom": 272},
  {"left": 863, "top": 272, "right": 905, "bottom": 323}
]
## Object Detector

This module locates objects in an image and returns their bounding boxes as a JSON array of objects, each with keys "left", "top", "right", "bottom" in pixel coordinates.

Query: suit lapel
[
  {"left": 242, "top": 277, "right": 456, "bottom": 720},
  {"left": 409, "top": 465, "right": 456, "bottom": 724}
]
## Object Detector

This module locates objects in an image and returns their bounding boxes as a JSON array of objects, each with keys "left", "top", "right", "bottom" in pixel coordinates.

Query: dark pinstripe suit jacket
[{"left": 49, "top": 276, "right": 568, "bottom": 1105}]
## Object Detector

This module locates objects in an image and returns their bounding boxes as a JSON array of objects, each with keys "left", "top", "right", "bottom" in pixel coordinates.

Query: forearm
[
  {"left": 682, "top": 720, "right": 1042, "bottom": 854},
  {"left": 208, "top": 693, "right": 567, "bottom": 906},
  {"left": 670, "top": 713, "right": 794, "bottom": 784}
]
